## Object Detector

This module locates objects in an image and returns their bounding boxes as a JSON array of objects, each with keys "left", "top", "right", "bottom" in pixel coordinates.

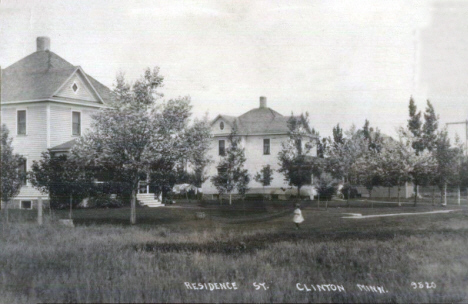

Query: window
[
  {"left": 72, "top": 83, "right": 79, "bottom": 93},
  {"left": 21, "top": 201, "right": 32, "bottom": 210},
  {"left": 18, "top": 159, "right": 27, "bottom": 185},
  {"left": 219, "top": 140, "right": 225, "bottom": 156},
  {"left": 220, "top": 122, "right": 224, "bottom": 130},
  {"left": 17, "top": 110, "right": 26, "bottom": 135},
  {"left": 263, "top": 139, "right": 270, "bottom": 155},
  {"left": 72, "top": 111, "right": 81, "bottom": 136}
]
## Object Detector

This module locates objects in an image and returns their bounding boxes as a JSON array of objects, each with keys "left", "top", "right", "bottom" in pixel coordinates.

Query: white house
[
  {"left": 1, "top": 37, "right": 113, "bottom": 209},
  {"left": 202, "top": 96, "right": 318, "bottom": 198}
]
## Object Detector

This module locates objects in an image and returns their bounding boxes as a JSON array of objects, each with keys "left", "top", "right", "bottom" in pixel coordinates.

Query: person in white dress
[{"left": 293, "top": 203, "right": 304, "bottom": 229}]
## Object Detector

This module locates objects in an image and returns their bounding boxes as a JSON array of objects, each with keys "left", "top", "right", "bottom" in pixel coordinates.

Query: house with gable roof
[
  {"left": 202, "top": 96, "right": 318, "bottom": 198},
  {"left": 1, "top": 37, "right": 113, "bottom": 209}
]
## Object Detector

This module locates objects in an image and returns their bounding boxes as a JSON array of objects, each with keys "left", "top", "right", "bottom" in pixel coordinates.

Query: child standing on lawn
[{"left": 293, "top": 203, "right": 304, "bottom": 229}]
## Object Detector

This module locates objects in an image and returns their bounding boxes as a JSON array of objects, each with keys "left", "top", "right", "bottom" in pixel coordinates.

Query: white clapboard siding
[
  {"left": 49, "top": 104, "right": 99, "bottom": 148},
  {"left": 54, "top": 71, "right": 100, "bottom": 103},
  {"left": 1, "top": 104, "right": 48, "bottom": 198}
]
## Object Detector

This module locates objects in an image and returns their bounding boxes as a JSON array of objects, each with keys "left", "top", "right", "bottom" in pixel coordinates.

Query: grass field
[{"left": 1, "top": 199, "right": 468, "bottom": 303}]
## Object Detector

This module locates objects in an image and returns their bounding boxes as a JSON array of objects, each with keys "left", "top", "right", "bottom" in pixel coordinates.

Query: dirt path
[{"left": 342, "top": 209, "right": 465, "bottom": 219}]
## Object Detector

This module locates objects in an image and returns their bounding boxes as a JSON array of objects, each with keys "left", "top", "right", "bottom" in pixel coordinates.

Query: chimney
[
  {"left": 259, "top": 96, "right": 267, "bottom": 108},
  {"left": 36, "top": 37, "right": 51, "bottom": 52}
]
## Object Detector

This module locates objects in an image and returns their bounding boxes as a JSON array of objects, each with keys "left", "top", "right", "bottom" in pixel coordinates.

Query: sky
[{"left": 1, "top": 0, "right": 467, "bottom": 143}]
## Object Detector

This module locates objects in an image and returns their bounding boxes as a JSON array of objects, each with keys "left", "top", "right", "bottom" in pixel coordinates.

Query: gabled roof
[{"left": 1, "top": 51, "right": 113, "bottom": 104}]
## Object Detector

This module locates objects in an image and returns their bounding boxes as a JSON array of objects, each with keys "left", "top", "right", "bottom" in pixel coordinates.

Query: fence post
[{"left": 38, "top": 197, "right": 43, "bottom": 225}]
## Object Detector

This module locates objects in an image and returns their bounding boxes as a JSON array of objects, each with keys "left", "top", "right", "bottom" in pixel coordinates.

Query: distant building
[
  {"left": 1, "top": 37, "right": 113, "bottom": 209},
  {"left": 202, "top": 96, "right": 318, "bottom": 198}
]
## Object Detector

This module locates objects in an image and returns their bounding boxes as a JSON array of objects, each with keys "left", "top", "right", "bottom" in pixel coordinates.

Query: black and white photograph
[{"left": 1, "top": 1, "right": 468, "bottom": 303}]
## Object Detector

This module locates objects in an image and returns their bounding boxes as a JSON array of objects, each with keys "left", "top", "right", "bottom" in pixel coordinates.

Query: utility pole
[{"left": 446, "top": 120, "right": 468, "bottom": 156}]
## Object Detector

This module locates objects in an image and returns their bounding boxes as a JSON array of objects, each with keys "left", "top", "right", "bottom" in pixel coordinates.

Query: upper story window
[
  {"left": 18, "top": 158, "right": 27, "bottom": 185},
  {"left": 263, "top": 138, "right": 270, "bottom": 155},
  {"left": 72, "top": 111, "right": 81, "bottom": 136},
  {"left": 17, "top": 110, "right": 26, "bottom": 135},
  {"left": 219, "top": 140, "right": 225, "bottom": 156},
  {"left": 220, "top": 122, "right": 224, "bottom": 130}
]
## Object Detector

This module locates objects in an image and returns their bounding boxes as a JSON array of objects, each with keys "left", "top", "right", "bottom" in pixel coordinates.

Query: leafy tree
[
  {"left": 332, "top": 123, "right": 344, "bottom": 146},
  {"left": 404, "top": 98, "right": 440, "bottom": 205},
  {"left": 72, "top": 67, "right": 203, "bottom": 224},
  {"left": 326, "top": 125, "right": 367, "bottom": 205},
  {"left": 1, "top": 125, "right": 26, "bottom": 223},
  {"left": 254, "top": 165, "right": 274, "bottom": 199},
  {"left": 408, "top": 97, "right": 424, "bottom": 154},
  {"left": 434, "top": 130, "right": 461, "bottom": 206},
  {"left": 185, "top": 115, "right": 212, "bottom": 188},
  {"left": 423, "top": 100, "right": 439, "bottom": 151},
  {"left": 378, "top": 138, "right": 412, "bottom": 205},
  {"left": 211, "top": 123, "right": 250, "bottom": 204},
  {"left": 314, "top": 172, "right": 338, "bottom": 202},
  {"left": 29, "top": 151, "right": 96, "bottom": 210},
  {"left": 278, "top": 113, "right": 317, "bottom": 198}
]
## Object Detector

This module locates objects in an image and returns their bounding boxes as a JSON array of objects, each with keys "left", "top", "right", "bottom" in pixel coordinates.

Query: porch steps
[{"left": 137, "top": 193, "right": 165, "bottom": 208}]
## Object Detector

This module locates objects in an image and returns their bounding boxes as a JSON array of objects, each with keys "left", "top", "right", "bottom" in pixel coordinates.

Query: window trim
[
  {"left": 71, "top": 82, "right": 79, "bottom": 94},
  {"left": 20, "top": 200, "right": 33, "bottom": 210},
  {"left": 71, "top": 110, "right": 82, "bottom": 136},
  {"left": 219, "top": 139, "right": 226, "bottom": 156},
  {"left": 16, "top": 109, "right": 27, "bottom": 135},
  {"left": 263, "top": 138, "right": 270, "bottom": 155},
  {"left": 18, "top": 158, "right": 27, "bottom": 186}
]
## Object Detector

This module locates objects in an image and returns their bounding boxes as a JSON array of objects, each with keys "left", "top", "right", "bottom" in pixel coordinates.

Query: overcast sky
[{"left": 1, "top": 0, "right": 467, "bottom": 141}]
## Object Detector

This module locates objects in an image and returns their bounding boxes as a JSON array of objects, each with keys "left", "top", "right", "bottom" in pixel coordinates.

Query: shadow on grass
[{"left": 133, "top": 228, "right": 468, "bottom": 256}]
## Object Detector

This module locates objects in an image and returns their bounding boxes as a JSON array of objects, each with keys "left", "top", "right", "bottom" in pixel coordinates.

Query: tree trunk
[
  {"left": 297, "top": 186, "right": 301, "bottom": 200},
  {"left": 432, "top": 185, "right": 435, "bottom": 206},
  {"left": 413, "top": 184, "right": 418, "bottom": 207},
  {"left": 444, "top": 183, "right": 447, "bottom": 206},
  {"left": 457, "top": 186, "right": 461, "bottom": 205},
  {"left": 347, "top": 187, "right": 350, "bottom": 207},
  {"left": 318, "top": 193, "right": 320, "bottom": 208},
  {"left": 38, "top": 197, "right": 43, "bottom": 226},
  {"left": 398, "top": 185, "right": 401, "bottom": 206},
  {"left": 388, "top": 187, "right": 391, "bottom": 199},
  {"left": 69, "top": 194, "right": 73, "bottom": 220},
  {"left": 130, "top": 178, "right": 138, "bottom": 225},
  {"left": 229, "top": 193, "right": 232, "bottom": 205}
]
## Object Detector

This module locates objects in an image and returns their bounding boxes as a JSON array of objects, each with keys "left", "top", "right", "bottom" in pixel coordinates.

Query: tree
[
  {"left": 434, "top": 130, "right": 460, "bottom": 206},
  {"left": 326, "top": 125, "right": 367, "bottom": 205},
  {"left": 1, "top": 125, "right": 26, "bottom": 223},
  {"left": 72, "top": 67, "right": 203, "bottom": 224},
  {"left": 422, "top": 100, "right": 439, "bottom": 151},
  {"left": 185, "top": 115, "right": 212, "bottom": 188},
  {"left": 404, "top": 98, "right": 440, "bottom": 205},
  {"left": 211, "top": 122, "right": 250, "bottom": 204},
  {"left": 378, "top": 138, "right": 412, "bottom": 206},
  {"left": 314, "top": 173, "right": 338, "bottom": 202},
  {"left": 254, "top": 165, "right": 274, "bottom": 200},
  {"left": 408, "top": 97, "right": 424, "bottom": 154},
  {"left": 278, "top": 113, "right": 317, "bottom": 198},
  {"left": 29, "top": 151, "right": 96, "bottom": 210}
]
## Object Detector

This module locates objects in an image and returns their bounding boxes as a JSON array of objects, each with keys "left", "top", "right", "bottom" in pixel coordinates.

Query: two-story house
[
  {"left": 1, "top": 37, "right": 113, "bottom": 209},
  {"left": 202, "top": 96, "right": 318, "bottom": 198}
]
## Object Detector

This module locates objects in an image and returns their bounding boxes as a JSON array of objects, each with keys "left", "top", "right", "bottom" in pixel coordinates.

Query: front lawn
[{"left": 1, "top": 200, "right": 467, "bottom": 303}]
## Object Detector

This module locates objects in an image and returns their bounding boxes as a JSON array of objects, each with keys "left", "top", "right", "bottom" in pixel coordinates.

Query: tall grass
[{"left": 1, "top": 206, "right": 467, "bottom": 303}]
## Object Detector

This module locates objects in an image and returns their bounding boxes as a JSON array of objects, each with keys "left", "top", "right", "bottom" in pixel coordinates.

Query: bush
[
  {"left": 85, "top": 195, "right": 124, "bottom": 208},
  {"left": 341, "top": 184, "right": 361, "bottom": 199}
]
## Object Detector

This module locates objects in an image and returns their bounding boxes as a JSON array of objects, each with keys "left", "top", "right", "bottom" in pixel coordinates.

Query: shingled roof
[
  {"left": 213, "top": 97, "right": 294, "bottom": 135},
  {"left": 1, "top": 49, "right": 113, "bottom": 103}
]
